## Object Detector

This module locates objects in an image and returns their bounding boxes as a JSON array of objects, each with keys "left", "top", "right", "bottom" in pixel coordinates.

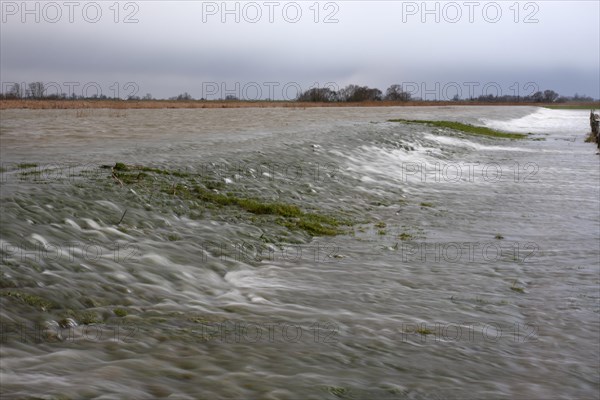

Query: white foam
[
  {"left": 139, "top": 252, "right": 173, "bottom": 266},
  {"left": 94, "top": 200, "right": 123, "bottom": 212},
  {"left": 423, "top": 133, "right": 534, "bottom": 152},
  {"left": 29, "top": 233, "right": 49, "bottom": 247},
  {"left": 343, "top": 145, "right": 440, "bottom": 190},
  {"left": 224, "top": 268, "right": 289, "bottom": 290},
  {"left": 64, "top": 219, "right": 82, "bottom": 230},
  {"left": 481, "top": 108, "right": 589, "bottom": 135},
  {"left": 82, "top": 218, "right": 102, "bottom": 230}
]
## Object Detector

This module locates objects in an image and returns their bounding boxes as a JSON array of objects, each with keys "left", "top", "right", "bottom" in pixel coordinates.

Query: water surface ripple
[{"left": 0, "top": 106, "right": 598, "bottom": 399}]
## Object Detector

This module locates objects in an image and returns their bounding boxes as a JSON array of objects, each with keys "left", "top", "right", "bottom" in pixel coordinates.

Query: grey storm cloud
[{"left": 1, "top": 1, "right": 598, "bottom": 99}]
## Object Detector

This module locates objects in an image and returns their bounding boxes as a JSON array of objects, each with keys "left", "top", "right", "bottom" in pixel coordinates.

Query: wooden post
[{"left": 590, "top": 111, "right": 600, "bottom": 148}]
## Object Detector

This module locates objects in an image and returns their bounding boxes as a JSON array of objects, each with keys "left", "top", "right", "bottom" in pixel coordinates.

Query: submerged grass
[
  {"left": 416, "top": 327, "right": 434, "bottom": 335},
  {"left": 111, "top": 163, "right": 351, "bottom": 236},
  {"left": 544, "top": 104, "right": 600, "bottom": 110},
  {"left": 114, "top": 308, "right": 128, "bottom": 317},
  {"left": 194, "top": 186, "right": 303, "bottom": 217},
  {"left": 510, "top": 281, "right": 525, "bottom": 293},
  {"left": 398, "top": 232, "right": 413, "bottom": 241},
  {"left": 389, "top": 119, "right": 526, "bottom": 139},
  {"left": 17, "top": 163, "right": 38, "bottom": 169},
  {"left": 585, "top": 132, "right": 597, "bottom": 143},
  {"left": 1, "top": 291, "right": 57, "bottom": 311}
]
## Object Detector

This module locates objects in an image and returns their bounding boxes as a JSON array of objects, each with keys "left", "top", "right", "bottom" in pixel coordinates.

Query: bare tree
[
  {"left": 543, "top": 90, "right": 559, "bottom": 103},
  {"left": 530, "top": 91, "right": 544, "bottom": 102},
  {"left": 337, "top": 84, "right": 358, "bottom": 102},
  {"left": 338, "top": 84, "right": 382, "bottom": 102},
  {"left": 384, "top": 84, "right": 411, "bottom": 101},
  {"left": 178, "top": 92, "right": 193, "bottom": 100},
  {"left": 7, "top": 83, "right": 21, "bottom": 99},
  {"left": 28, "top": 82, "right": 45, "bottom": 99},
  {"left": 169, "top": 92, "right": 193, "bottom": 101},
  {"left": 297, "top": 87, "right": 337, "bottom": 102}
]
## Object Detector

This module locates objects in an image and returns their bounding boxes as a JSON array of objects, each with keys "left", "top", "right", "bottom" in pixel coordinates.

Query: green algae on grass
[
  {"left": 194, "top": 186, "right": 303, "bottom": 217},
  {"left": 193, "top": 186, "right": 349, "bottom": 235},
  {"left": 510, "top": 281, "right": 525, "bottom": 293},
  {"left": 16, "top": 163, "right": 38, "bottom": 169},
  {"left": 79, "top": 311, "right": 103, "bottom": 324},
  {"left": 114, "top": 162, "right": 189, "bottom": 178},
  {"left": 398, "top": 232, "right": 413, "bottom": 241},
  {"left": 544, "top": 104, "right": 600, "bottom": 110},
  {"left": 585, "top": 133, "right": 596, "bottom": 143},
  {"left": 114, "top": 162, "right": 128, "bottom": 171},
  {"left": 416, "top": 327, "right": 433, "bottom": 335},
  {"left": 109, "top": 163, "right": 351, "bottom": 236},
  {"left": 327, "top": 386, "right": 350, "bottom": 398},
  {"left": 389, "top": 119, "right": 526, "bottom": 139},
  {"left": 295, "top": 218, "right": 339, "bottom": 236},
  {"left": 276, "top": 216, "right": 339, "bottom": 236},
  {"left": 2, "top": 291, "right": 56, "bottom": 311},
  {"left": 113, "top": 308, "right": 128, "bottom": 317},
  {"left": 113, "top": 171, "right": 148, "bottom": 184}
]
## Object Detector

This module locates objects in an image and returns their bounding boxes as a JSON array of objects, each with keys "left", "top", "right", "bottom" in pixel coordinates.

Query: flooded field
[{"left": 1, "top": 106, "right": 598, "bottom": 399}]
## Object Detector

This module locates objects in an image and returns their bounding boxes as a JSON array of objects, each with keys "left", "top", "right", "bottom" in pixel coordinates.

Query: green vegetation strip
[
  {"left": 1, "top": 291, "right": 57, "bottom": 311},
  {"left": 192, "top": 186, "right": 344, "bottom": 236},
  {"left": 544, "top": 104, "right": 600, "bottom": 110},
  {"left": 112, "top": 163, "right": 351, "bottom": 236},
  {"left": 388, "top": 119, "right": 526, "bottom": 139}
]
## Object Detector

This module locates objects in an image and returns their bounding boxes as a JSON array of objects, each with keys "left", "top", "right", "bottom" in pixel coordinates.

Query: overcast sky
[{"left": 1, "top": 0, "right": 598, "bottom": 100}]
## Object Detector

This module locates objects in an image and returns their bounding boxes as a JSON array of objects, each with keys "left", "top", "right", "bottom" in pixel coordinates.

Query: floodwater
[{"left": 0, "top": 106, "right": 598, "bottom": 399}]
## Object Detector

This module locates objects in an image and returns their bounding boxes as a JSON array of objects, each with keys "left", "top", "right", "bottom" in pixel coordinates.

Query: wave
[
  {"left": 480, "top": 107, "right": 590, "bottom": 135},
  {"left": 422, "top": 133, "right": 534, "bottom": 152}
]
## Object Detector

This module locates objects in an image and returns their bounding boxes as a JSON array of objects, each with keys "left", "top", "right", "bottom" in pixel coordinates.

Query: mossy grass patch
[{"left": 389, "top": 119, "right": 526, "bottom": 139}]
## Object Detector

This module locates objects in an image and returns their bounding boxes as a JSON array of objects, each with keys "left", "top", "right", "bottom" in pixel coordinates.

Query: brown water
[{"left": 1, "top": 106, "right": 598, "bottom": 399}]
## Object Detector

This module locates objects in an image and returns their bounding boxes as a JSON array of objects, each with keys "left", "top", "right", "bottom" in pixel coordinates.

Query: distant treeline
[
  {"left": 294, "top": 85, "right": 596, "bottom": 103},
  {"left": 0, "top": 82, "right": 596, "bottom": 103}
]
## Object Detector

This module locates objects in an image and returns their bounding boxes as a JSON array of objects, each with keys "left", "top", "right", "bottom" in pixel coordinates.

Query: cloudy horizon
[{"left": 1, "top": 0, "right": 599, "bottom": 100}]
